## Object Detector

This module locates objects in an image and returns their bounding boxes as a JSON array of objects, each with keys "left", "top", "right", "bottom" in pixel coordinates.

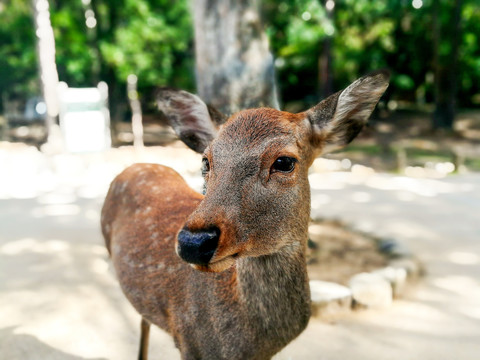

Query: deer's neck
[{"left": 236, "top": 240, "right": 311, "bottom": 347}]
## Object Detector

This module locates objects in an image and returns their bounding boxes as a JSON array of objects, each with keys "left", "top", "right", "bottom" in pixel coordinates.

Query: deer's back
[{"left": 101, "top": 164, "right": 205, "bottom": 326}]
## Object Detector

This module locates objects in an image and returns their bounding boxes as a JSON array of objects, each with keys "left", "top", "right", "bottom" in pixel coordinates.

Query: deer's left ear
[
  {"left": 156, "top": 88, "right": 227, "bottom": 153},
  {"left": 306, "top": 70, "right": 390, "bottom": 154}
]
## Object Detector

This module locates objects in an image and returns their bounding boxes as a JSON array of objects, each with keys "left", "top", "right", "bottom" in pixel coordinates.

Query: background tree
[
  {"left": 264, "top": 0, "right": 395, "bottom": 108},
  {"left": 193, "top": 0, "right": 278, "bottom": 115},
  {"left": 432, "top": 0, "right": 463, "bottom": 130},
  {"left": 51, "top": 0, "right": 193, "bottom": 126},
  {"left": 318, "top": 0, "right": 334, "bottom": 98},
  {"left": 0, "top": 0, "right": 38, "bottom": 112},
  {"left": 33, "top": 0, "right": 60, "bottom": 144}
]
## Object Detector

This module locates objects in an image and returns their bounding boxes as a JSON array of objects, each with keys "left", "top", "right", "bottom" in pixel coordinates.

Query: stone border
[{"left": 309, "top": 230, "right": 423, "bottom": 317}]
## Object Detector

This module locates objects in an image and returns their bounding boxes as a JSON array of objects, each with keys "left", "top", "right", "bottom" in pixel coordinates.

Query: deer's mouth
[
  {"left": 176, "top": 224, "right": 243, "bottom": 272},
  {"left": 191, "top": 253, "right": 239, "bottom": 273}
]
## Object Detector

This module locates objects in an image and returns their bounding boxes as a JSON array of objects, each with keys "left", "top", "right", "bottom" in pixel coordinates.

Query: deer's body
[
  {"left": 101, "top": 71, "right": 389, "bottom": 360},
  {"left": 102, "top": 163, "right": 310, "bottom": 359}
]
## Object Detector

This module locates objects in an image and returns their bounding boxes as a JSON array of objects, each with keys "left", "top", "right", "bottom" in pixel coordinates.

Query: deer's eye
[
  {"left": 201, "top": 157, "right": 210, "bottom": 175},
  {"left": 271, "top": 157, "right": 297, "bottom": 173}
]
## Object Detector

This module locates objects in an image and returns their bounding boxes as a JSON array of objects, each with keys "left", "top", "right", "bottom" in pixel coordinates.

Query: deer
[{"left": 101, "top": 70, "right": 389, "bottom": 360}]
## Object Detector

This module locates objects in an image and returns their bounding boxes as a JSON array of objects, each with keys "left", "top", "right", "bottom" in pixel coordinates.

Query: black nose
[{"left": 177, "top": 227, "right": 220, "bottom": 265}]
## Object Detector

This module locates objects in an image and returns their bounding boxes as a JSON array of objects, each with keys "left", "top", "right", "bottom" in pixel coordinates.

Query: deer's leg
[{"left": 138, "top": 317, "right": 151, "bottom": 360}]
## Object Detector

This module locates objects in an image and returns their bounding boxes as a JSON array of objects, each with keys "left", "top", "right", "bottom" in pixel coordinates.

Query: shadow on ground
[{"left": 0, "top": 327, "right": 106, "bottom": 360}]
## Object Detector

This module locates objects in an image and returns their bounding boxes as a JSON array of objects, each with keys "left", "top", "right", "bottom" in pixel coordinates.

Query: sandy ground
[{"left": 0, "top": 144, "right": 479, "bottom": 360}]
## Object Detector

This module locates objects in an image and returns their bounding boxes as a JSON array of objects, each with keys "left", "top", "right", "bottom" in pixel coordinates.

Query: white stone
[
  {"left": 373, "top": 266, "right": 408, "bottom": 298},
  {"left": 349, "top": 272, "right": 393, "bottom": 308},
  {"left": 309, "top": 280, "right": 352, "bottom": 317},
  {"left": 389, "top": 258, "right": 422, "bottom": 279}
]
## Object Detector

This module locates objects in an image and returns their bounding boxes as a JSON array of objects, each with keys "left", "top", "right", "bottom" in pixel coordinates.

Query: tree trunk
[
  {"left": 193, "top": 0, "right": 279, "bottom": 115},
  {"left": 127, "top": 74, "right": 144, "bottom": 148},
  {"left": 33, "top": 0, "right": 60, "bottom": 144},
  {"left": 432, "top": 0, "right": 463, "bottom": 130},
  {"left": 319, "top": 0, "right": 334, "bottom": 99}
]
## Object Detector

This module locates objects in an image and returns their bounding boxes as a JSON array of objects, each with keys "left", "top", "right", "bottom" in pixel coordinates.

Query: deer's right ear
[
  {"left": 156, "top": 88, "right": 226, "bottom": 153},
  {"left": 306, "top": 70, "right": 389, "bottom": 155}
]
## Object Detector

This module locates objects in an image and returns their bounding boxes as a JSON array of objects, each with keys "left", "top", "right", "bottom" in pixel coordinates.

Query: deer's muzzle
[{"left": 176, "top": 227, "right": 220, "bottom": 266}]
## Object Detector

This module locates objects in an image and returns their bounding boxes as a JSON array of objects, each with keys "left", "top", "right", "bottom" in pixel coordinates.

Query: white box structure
[{"left": 58, "top": 82, "right": 111, "bottom": 153}]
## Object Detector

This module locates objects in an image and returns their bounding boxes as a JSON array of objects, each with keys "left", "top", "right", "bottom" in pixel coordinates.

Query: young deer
[{"left": 101, "top": 70, "right": 389, "bottom": 360}]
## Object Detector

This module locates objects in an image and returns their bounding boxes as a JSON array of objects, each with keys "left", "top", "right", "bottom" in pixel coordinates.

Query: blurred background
[{"left": 1, "top": 1, "right": 480, "bottom": 359}]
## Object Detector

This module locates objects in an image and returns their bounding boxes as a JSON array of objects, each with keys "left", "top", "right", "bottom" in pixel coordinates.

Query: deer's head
[{"left": 157, "top": 70, "right": 389, "bottom": 272}]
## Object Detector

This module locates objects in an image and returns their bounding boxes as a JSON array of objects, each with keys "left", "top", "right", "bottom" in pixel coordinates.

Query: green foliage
[
  {"left": 51, "top": 0, "right": 97, "bottom": 86},
  {"left": 264, "top": 0, "right": 328, "bottom": 104},
  {"left": 264, "top": 0, "right": 397, "bottom": 103},
  {"left": 0, "top": 0, "right": 193, "bottom": 115},
  {"left": 0, "top": 0, "right": 38, "bottom": 99},
  {"left": 332, "top": 0, "right": 395, "bottom": 84},
  {"left": 98, "top": 0, "right": 193, "bottom": 90},
  {"left": 460, "top": 1, "right": 480, "bottom": 104},
  {"left": 265, "top": 0, "right": 480, "bottom": 108}
]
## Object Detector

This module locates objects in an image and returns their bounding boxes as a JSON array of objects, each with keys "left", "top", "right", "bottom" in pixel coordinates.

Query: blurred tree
[
  {"left": 264, "top": 0, "right": 395, "bottom": 106},
  {"left": 49, "top": 0, "right": 97, "bottom": 87},
  {"left": 97, "top": 0, "right": 193, "bottom": 89},
  {"left": 33, "top": 0, "right": 60, "bottom": 144},
  {"left": 318, "top": 0, "right": 334, "bottom": 99},
  {"left": 332, "top": 0, "right": 394, "bottom": 88},
  {"left": 51, "top": 0, "right": 193, "bottom": 125},
  {"left": 265, "top": 0, "right": 479, "bottom": 116},
  {"left": 264, "top": 0, "right": 328, "bottom": 107},
  {"left": 193, "top": 0, "right": 278, "bottom": 115},
  {"left": 0, "top": 0, "right": 38, "bottom": 111},
  {"left": 432, "top": 0, "right": 463, "bottom": 130},
  {"left": 460, "top": 1, "right": 480, "bottom": 107}
]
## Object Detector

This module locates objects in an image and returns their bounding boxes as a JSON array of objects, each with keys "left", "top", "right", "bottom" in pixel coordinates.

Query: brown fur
[{"left": 102, "top": 71, "right": 389, "bottom": 360}]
